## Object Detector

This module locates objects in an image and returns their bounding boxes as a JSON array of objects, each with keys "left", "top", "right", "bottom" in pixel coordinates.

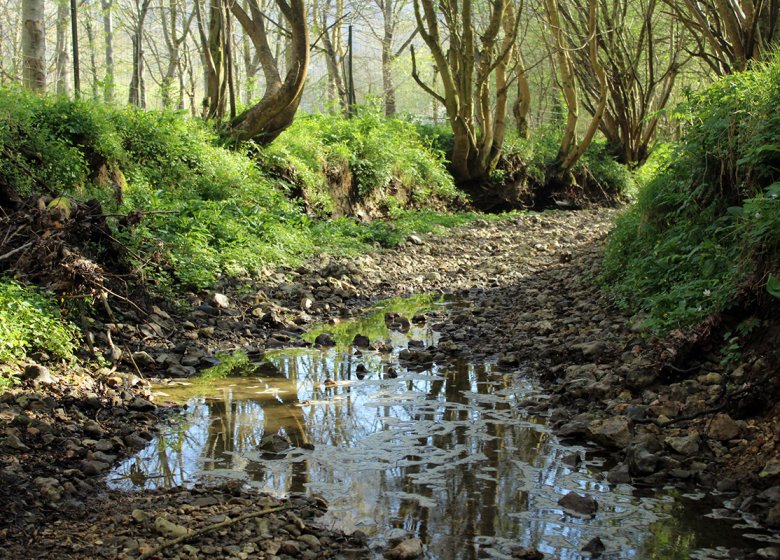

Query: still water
[{"left": 111, "top": 295, "right": 772, "bottom": 559}]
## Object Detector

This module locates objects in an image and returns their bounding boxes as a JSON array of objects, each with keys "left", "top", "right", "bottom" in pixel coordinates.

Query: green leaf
[
  {"left": 766, "top": 182, "right": 780, "bottom": 198},
  {"left": 767, "top": 275, "right": 780, "bottom": 299}
]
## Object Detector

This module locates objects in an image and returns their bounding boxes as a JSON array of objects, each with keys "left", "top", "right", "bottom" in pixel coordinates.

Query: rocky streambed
[{"left": 2, "top": 209, "right": 779, "bottom": 559}]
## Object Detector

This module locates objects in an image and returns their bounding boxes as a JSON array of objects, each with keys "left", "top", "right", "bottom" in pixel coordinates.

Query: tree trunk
[
  {"left": 84, "top": 9, "right": 100, "bottom": 100},
  {"left": 70, "top": 0, "right": 80, "bottom": 98},
  {"left": 22, "top": 0, "right": 46, "bottom": 92},
  {"left": 128, "top": 0, "right": 150, "bottom": 107},
  {"left": 412, "top": 0, "right": 516, "bottom": 184},
  {"left": 512, "top": 52, "right": 531, "bottom": 139},
  {"left": 380, "top": 0, "right": 395, "bottom": 115},
  {"left": 316, "top": 0, "right": 348, "bottom": 113},
  {"left": 228, "top": 0, "right": 309, "bottom": 144},
  {"left": 545, "top": 0, "right": 607, "bottom": 175},
  {"left": 241, "top": 31, "right": 258, "bottom": 104},
  {"left": 102, "top": 0, "right": 114, "bottom": 103},
  {"left": 128, "top": 35, "right": 144, "bottom": 106},
  {"left": 205, "top": 0, "right": 227, "bottom": 119},
  {"left": 56, "top": 0, "right": 71, "bottom": 96}
]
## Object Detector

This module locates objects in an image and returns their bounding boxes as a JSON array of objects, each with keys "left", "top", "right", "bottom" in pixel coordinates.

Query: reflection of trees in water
[
  {"left": 387, "top": 360, "right": 595, "bottom": 560},
  {"left": 116, "top": 416, "right": 201, "bottom": 489}
]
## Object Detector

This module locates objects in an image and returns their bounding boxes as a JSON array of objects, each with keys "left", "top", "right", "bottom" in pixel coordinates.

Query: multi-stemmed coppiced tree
[
  {"left": 664, "top": 0, "right": 780, "bottom": 74},
  {"left": 411, "top": 0, "right": 519, "bottom": 184}
]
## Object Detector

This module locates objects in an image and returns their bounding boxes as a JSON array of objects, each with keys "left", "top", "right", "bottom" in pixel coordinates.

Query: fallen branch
[
  {"left": 138, "top": 505, "right": 291, "bottom": 560},
  {"left": 0, "top": 241, "right": 33, "bottom": 262}
]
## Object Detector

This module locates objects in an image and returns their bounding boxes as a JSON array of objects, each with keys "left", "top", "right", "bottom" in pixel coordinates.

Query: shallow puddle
[{"left": 111, "top": 296, "right": 772, "bottom": 559}]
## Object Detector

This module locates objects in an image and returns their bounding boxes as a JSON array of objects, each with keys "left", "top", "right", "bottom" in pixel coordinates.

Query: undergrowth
[
  {"left": 0, "top": 90, "right": 464, "bottom": 292},
  {"left": 269, "top": 108, "right": 459, "bottom": 212},
  {"left": 0, "top": 280, "right": 79, "bottom": 369},
  {"left": 602, "top": 54, "right": 780, "bottom": 332},
  {"left": 417, "top": 123, "right": 635, "bottom": 199}
]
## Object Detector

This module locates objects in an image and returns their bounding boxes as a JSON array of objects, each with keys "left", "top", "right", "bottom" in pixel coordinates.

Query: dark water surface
[{"left": 111, "top": 296, "right": 775, "bottom": 559}]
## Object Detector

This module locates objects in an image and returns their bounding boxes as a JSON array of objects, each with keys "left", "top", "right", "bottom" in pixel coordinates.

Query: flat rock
[
  {"left": 314, "top": 333, "right": 336, "bottom": 347},
  {"left": 352, "top": 334, "right": 370, "bottom": 348},
  {"left": 511, "top": 547, "right": 544, "bottom": 559},
  {"left": 81, "top": 459, "right": 110, "bottom": 476},
  {"left": 665, "top": 433, "right": 700, "bottom": 456},
  {"left": 607, "top": 463, "right": 631, "bottom": 484},
  {"left": 582, "top": 536, "right": 605, "bottom": 556},
  {"left": 588, "top": 416, "right": 631, "bottom": 448},
  {"left": 761, "top": 458, "right": 780, "bottom": 478},
  {"left": 154, "top": 516, "right": 190, "bottom": 538},
  {"left": 129, "top": 397, "right": 156, "bottom": 412}
]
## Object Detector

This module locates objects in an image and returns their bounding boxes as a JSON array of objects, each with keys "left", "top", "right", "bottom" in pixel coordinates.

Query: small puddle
[{"left": 111, "top": 295, "right": 773, "bottom": 559}]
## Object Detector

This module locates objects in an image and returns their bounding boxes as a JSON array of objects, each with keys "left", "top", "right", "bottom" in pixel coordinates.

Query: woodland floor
[{"left": 1, "top": 208, "right": 779, "bottom": 559}]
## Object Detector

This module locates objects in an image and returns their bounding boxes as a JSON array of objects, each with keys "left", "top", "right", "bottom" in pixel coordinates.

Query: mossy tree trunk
[{"left": 544, "top": 0, "right": 607, "bottom": 178}]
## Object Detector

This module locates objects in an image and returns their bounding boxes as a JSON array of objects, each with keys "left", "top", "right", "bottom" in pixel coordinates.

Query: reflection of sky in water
[{"left": 110, "top": 299, "right": 769, "bottom": 560}]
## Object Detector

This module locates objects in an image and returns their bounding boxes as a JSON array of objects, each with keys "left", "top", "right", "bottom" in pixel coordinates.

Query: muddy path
[{"left": 2, "top": 208, "right": 779, "bottom": 559}]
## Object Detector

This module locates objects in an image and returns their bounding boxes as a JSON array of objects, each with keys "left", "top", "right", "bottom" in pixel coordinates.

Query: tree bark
[
  {"left": 228, "top": 0, "right": 309, "bottom": 144},
  {"left": 22, "top": 0, "right": 46, "bottom": 92},
  {"left": 544, "top": 0, "right": 607, "bottom": 176},
  {"left": 83, "top": 7, "right": 100, "bottom": 100},
  {"left": 56, "top": 0, "right": 71, "bottom": 96},
  {"left": 379, "top": 0, "right": 395, "bottom": 115},
  {"left": 204, "top": 0, "right": 228, "bottom": 119},
  {"left": 128, "top": 0, "right": 151, "bottom": 107},
  {"left": 70, "top": 0, "right": 80, "bottom": 98},
  {"left": 412, "top": 0, "right": 517, "bottom": 183},
  {"left": 102, "top": 0, "right": 115, "bottom": 103},
  {"left": 512, "top": 51, "right": 531, "bottom": 139}
]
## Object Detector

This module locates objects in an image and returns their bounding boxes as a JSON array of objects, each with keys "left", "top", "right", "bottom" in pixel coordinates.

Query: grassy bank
[
  {"left": 0, "top": 90, "right": 469, "bottom": 292},
  {"left": 602, "top": 54, "right": 780, "bottom": 333}
]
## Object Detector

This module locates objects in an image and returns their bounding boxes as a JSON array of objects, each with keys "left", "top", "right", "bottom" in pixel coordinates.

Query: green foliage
[
  {"left": 578, "top": 140, "right": 635, "bottom": 197},
  {"left": 768, "top": 274, "right": 780, "bottom": 299},
  {"left": 0, "top": 88, "right": 92, "bottom": 195},
  {"left": 0, "top": 91, "right": 466, "bottom": 293},
  {"left": 271, "top": 107, "right": 459, "bottom": 206},
  {"left": 0, "top": 280, "right": 79, "bottom": 365},
  {"left": 603, "top": 54, "right": 780, "bottom": 331},
  {"left": 503, "top": 128, "right": 634, "bottom": 197}
]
